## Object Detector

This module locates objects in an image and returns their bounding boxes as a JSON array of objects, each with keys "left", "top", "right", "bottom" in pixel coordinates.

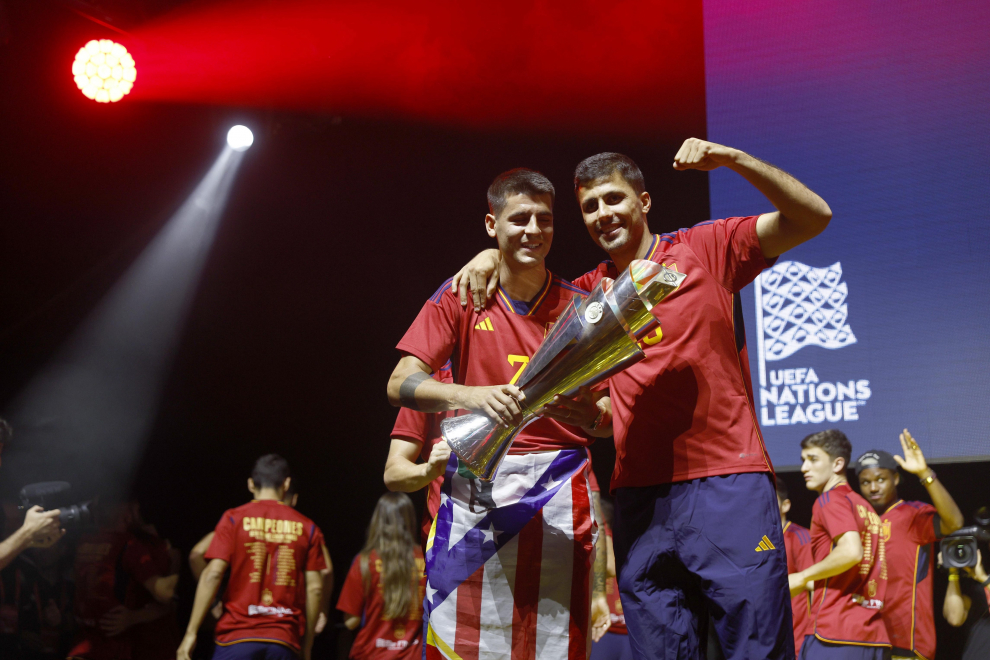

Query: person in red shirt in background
[
  {"left": 777, "top": 479, "right": 814, "bottom": 657},
  {"left": 68, "top": 500, "right": 178, "bottom": 660},
  {"left": 177, "top": 455, "right": 326, "bottom": 660},
  {"left": 854, "top": 431, "right": 964, "bottom": 660},
  {"left": 789, "top": 430, "right": 890, "bottom": 659},
  {"left": 336, "top": 493, "right": 426, "bottom": 660},
  {"left": 591, "top": 498, "right": 630, "bottom": 660},
  {"left": 187, "top": 482, "right": 334, "bottom": 648},
  {"left": 383, "top": 361, "right": 453, "bottom": 547}
]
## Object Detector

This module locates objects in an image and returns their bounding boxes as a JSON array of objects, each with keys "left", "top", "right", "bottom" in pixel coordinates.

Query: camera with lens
[
  {"left": 940, "top": 506, "right": 990, "bottom": 569},
  {"left": 18, "top": 481, "right": 93, "bottom": 529}
]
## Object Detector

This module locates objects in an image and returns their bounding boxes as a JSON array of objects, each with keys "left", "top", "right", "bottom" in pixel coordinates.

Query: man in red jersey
[
  {"left": 383, "top": 361, "right": 453, "bottom": 546},
  {"left": 853, "top": 431, "right": 963, "bottom": 660},
  {"left": 777, "top": 479, "right": 815, "bottom": 657},
  {"left": 387, "top": 168, "right": 610, "bottom": 659},
  {"left": 789, "top": 429, "right": 890, "bottom": 659},
  {"left": 177, "top": 455, "right": 326, "bottom": 660},
  {"left": 452, "top": 139, "right": 831, "bottom": 659}
]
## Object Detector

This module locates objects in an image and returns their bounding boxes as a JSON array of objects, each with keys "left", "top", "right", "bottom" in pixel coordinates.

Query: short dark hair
[
  {"left": 251, "top": 454, "right": 291, "bottom": 489},
  {"left": 574, "top": 152, "right": 646, "bottom": 195},
  {"left": 801, "top": 429, "right": 852, "bottom": 467},
  {"left": 775, "top": 479, "right": 789, "bottom": 502},
  {"left": 0, "top": 418, "right": 11, "bottom": 445},
  {"left": 487, "top": 168, "right": 555, "bottom": 218}
]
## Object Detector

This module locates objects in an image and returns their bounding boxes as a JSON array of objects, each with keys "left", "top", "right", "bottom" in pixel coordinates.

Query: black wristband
[{"left": 981, "top": 576, "right": 990, "bottom": 588}]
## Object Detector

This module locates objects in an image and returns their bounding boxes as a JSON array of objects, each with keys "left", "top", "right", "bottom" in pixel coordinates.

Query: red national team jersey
[
  {"left": 571, "top": 218, "right": 773, "bottom": 489},
  {"left": 390, "top": 361, "right": 453, "bottom": 543},
  {"left": 206, "top": 499, "right": 327, "bottom": 652},
  {"left": 809, "top": 483, "right": 889, "bottom": 648},
  {"left": 336, "top": 549, "right": 427, "bottom": 660},
  {"left": 782, "top": 521, "right": 814, "bottom": 652},
  {"left": 396, "top": 272, "right": 592, "bottom": 453},
  {"left": 69, "top": 529, "right": 160, "bottom": 660},
  {"left": 877, "top": 500, "right": 939, "bottom": 659}
]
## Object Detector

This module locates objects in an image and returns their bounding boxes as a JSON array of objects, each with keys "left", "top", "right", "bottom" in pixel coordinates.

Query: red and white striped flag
[{"left": 424, "top": 449, "right": 597, "bottom": 660}]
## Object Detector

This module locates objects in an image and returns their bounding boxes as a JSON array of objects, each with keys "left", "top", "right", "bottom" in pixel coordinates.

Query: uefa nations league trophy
[{"left": 441, "top": 260, "right": 687, "bottom": 481}]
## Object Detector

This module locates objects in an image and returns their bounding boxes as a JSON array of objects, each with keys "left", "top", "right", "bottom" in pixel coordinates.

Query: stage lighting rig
[
  {"left": 73, "top": 39, "right": 135, "bottom": 103},
  {"left": 226, "top": 125, "right": 254, "bottom": 151}
]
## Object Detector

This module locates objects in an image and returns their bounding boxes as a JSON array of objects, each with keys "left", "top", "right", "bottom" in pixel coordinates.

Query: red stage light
[
  {"left": 72, "top": 39, "right": 136, "bottom": 103},
  {"left": 125, "top": 0, "right": 705, "bottom": 138}
]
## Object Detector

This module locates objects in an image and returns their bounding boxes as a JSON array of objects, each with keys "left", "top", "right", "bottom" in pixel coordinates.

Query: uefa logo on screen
[{"left": 755, "top": 261, "right": 870, "bottom": 427}]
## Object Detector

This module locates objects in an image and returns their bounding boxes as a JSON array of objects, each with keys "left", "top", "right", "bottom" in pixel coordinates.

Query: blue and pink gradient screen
[{"left": 703, "top": 0, "right": 990, "bottom": 468}]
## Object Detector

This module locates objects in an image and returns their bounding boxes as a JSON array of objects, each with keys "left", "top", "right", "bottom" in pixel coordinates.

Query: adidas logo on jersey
[
  {"left": 475, "top": 318, "right": 494, "bottom": 331},
  {"left": 754, "top": 535, "right": 777, "bottom": 552}
]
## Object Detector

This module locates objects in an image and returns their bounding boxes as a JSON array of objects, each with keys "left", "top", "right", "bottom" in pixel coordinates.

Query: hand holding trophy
[{"left": 441, "top": 260, "right": 686, "bottom": 480}]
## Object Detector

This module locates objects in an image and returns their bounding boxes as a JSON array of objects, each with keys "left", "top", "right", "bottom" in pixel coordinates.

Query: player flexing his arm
[
  {"left": 177, "top": 455, "right": 326, "bottom": 660},
  {"left": 387, "top": 168, "right": 609, "bottom": 658},
  {"left": 791, "top": 430, "right": 890, "bottom": 659},
  {"left": 452, "top": 140, "right": 831, "bottom": 660},
  {"left": 854, "top": 430, "right": 963, "bottom": 660}
]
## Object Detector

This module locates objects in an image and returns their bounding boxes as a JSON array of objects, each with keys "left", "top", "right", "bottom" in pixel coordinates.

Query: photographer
[
  {"left": 942, "top": 549, "right": 990, "bottom": 659},
  {"left": 0, "top": 420, "right": 63, "bottom": 571}
]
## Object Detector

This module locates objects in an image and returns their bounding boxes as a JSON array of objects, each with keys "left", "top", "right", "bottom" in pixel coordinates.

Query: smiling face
[
  {"left": 801, "top": 445, "right": 844, "bottom": 493},
  {"left": 576, "top": 172, "right": 651, "bottom": 256},
  {"left": 486, "top": 192, "right": 553, "bottom": 268},
  {"left": 858, "top": 467, "right": 899, "bottom": 511}
]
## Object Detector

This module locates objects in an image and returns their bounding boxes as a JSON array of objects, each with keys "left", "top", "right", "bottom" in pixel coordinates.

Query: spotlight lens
[
  {"left": 74, "top": 40, "right": 135, "bottom": 102},
  {"left": 227, "top": 125, "right": 254, "bottom": 151}
]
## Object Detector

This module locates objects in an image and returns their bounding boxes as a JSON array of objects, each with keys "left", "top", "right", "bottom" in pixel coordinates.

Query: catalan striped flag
[{"left": 424, "top": 449, "right": 596, "bottom": 660}]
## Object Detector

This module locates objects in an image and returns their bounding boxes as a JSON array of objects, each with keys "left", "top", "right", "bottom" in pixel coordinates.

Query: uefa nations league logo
[{"left": 755, "top": 261, "right": 869, "bottom": 427}]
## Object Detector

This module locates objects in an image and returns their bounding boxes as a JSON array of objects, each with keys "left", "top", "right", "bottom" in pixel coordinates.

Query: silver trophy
[{"left": 441, "top": 260, "right": 686, "bottom": 480}]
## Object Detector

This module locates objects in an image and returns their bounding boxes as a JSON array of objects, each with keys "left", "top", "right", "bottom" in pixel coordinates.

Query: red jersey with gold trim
[
  {"left": 809, "top": 483, "right": 889, "bottom": 647},
  {"left": 390, "top": 361, "right": 453, "bottom": 543},
  {"left": 571, "top": 217, "right": 773, "bottom": 489},
  {"left": 782, "top": 521, "right": 814, "bottom": 651},
  {"left": 878, "top": 499, "right": 939, "bottom": 659},
  {"left": 396, "top": 272, "right": 592, "bottom": 453},
  {"left": 206, "top": 500, "right": 327, "bottom": 652},
  {"left": 336, "top": 549, "right": 427, "bottom": 660}
]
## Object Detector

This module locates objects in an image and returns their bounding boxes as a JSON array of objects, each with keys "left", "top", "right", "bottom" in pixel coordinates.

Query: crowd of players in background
[{"left": 0, "top": 415, "right": 987, "bottom": 660}]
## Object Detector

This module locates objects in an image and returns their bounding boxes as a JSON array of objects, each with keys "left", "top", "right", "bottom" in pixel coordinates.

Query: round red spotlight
[{"left": 72, "top": 40, "right": 136, "bottom": 103}]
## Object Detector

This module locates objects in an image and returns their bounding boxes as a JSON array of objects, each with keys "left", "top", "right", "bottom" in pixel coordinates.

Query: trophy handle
[{"left": 441, "top": 413, "right": 540, "bottom": 481}]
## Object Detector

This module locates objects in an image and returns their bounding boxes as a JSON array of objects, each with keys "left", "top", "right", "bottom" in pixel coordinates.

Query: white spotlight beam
[{"left": 4, "top": 145, "right": 247, "bottom": 498}]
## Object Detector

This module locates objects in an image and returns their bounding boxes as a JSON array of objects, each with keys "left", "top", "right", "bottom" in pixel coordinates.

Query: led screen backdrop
[{"left": 704, "top": 0, "right": 990, "bottom": 468}]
